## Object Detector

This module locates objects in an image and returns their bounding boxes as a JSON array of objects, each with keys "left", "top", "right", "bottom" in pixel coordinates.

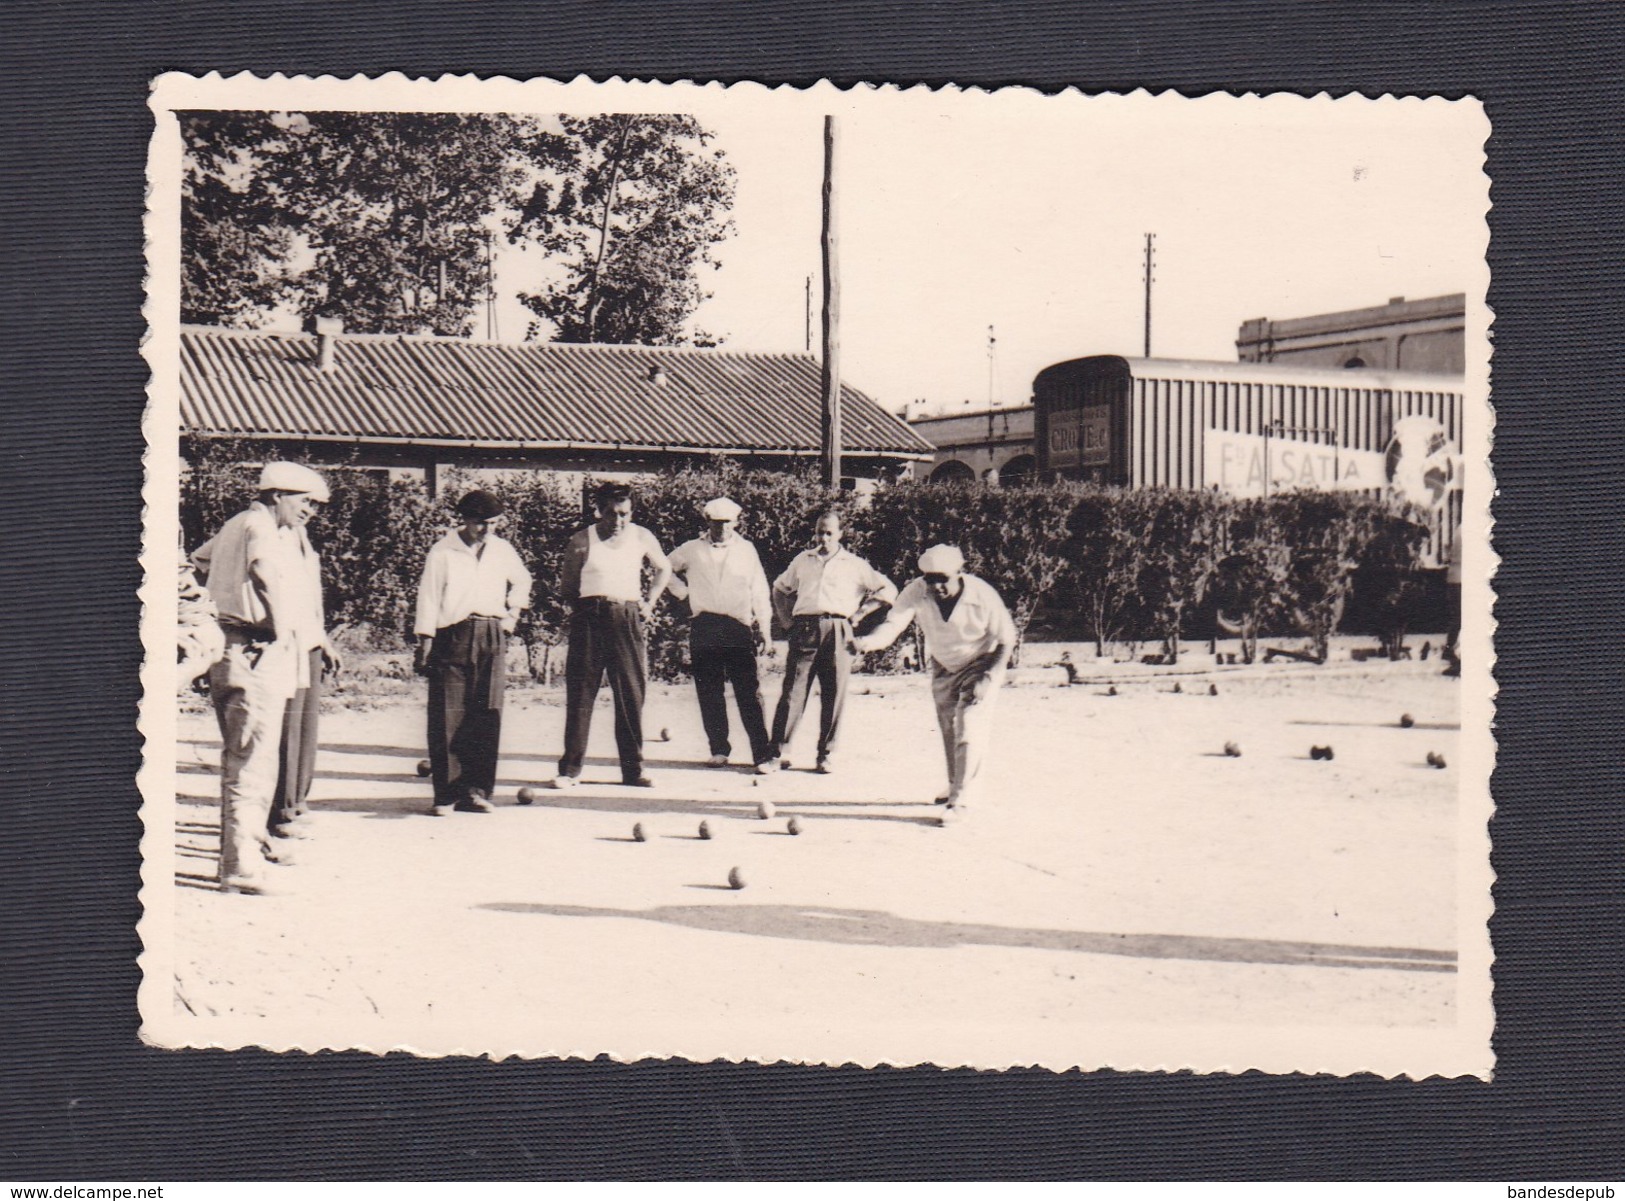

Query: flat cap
[
  {"left": 455, "top": 490, "right": 505, "bottom": 521},
  {"left": 703, "top": 497, "right": 742, "bottom": 522},
  {"left": 918, "top": 544, "right": 966, "bottom": 575},
  {"left": 259, "top": 461, "right": 330, "bottom": 503}
]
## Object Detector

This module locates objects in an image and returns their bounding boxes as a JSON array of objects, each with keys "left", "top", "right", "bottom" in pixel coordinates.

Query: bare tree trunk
[{"left": 583, "top": 117, "right": 632, "bottom": 342}]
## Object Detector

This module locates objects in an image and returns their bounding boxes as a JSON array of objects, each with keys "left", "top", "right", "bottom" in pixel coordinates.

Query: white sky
[
  {"left": 490, "top": 90, "right": 1486, "bottom": 418},
  {"left": 207, "top": 80, "right": 1482, "bottom": 421}
]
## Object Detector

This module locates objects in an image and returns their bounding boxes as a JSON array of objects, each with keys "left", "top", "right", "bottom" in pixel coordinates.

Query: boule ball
[
  {"left": 1323, "top": 745, "right": 1335, "bottom": 761},
  {"left": 517, "top": 786, "right": 537, "bottom": 806},
  {"left": 1209, "top": 683, "right": 1219, "bottom": 696},
  {"left": 786, "top": 817, "right": 802, "bottom": 836},
  {"left": 1434, "top": 754, "right": 1447, "bottom": 769},
  {"left": 1107, "top": 685, "right": 1118, "bottom": 697},
  {"left": 698, "top": 820, "right": 712, "bottom": 840},
  {"left": 1400, "top": 713, "right": 1416, "bottom": 728},
  {"left": 1309, "top": 745, "right": 1325, "bottom": 761},
  {"left": 727, "top": 866, "right": 746, "bottom": 890},
  {"left": 757, "top": 800, "right": 776, "bottom": 820},
  {"left": 416, "top": 759, "right": 432, "bottom": 777},
  {"left": 1172, "top": 682, "right": 1182, "bottom": 694},
  {"left": 1223, "top": 741, "right": 1241, "bottom": 758},
  {"left": 659, "top": 727, "right": 671, "bottom": 741},
  {"left": 632, "top": 822, "right": 647, "bottom": 843}
]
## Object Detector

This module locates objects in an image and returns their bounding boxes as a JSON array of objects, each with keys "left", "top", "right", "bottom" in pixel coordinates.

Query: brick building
[{"left": 1235, "top": 293, "right": 1465, "bottom": 373}]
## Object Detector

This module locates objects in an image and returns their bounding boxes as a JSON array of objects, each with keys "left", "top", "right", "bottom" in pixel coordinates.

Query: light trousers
[
  {"left": 930, "top": 659, "right": 1003, "bottom": 808},
  {"left": 209, "top": 628, "right": 288, "bottom": 880}
]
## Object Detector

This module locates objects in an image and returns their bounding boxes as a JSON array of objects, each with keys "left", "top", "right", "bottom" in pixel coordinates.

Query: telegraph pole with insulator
[
  {"left": 820, "top": 115, "right": 842, "bottom": 488},
  {"left": 1143, "top": 232, "right": 1156, "bottom": 358}
]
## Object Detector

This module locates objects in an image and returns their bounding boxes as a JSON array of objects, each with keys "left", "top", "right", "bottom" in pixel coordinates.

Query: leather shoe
[
  {"left": 622, "top": 775, "right": 655, "bottom": 788},
  {"left": 219, "top": 873, "right": 284, "bottom": 896},
  {"left": 548, "top": 776, "right": 579, "bottom": 790},
  {"left": 455, "top": 795, "right": 495, "bottom": 813},
  {"left": 815, "top": 758, "right": 833, "bottom": 775},
  {"left": 431, "top": 802, "right": 456, "bottom": 817},
  {"left": 706, "top": 754, "right": 729, "bottom": 767}
]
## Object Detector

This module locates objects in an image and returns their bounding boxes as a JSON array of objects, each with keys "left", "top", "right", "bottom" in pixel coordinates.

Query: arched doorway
[
  {"left": 999, "top": 453, "right": 1036, "bottom": 484},
  {"left": 929, "top": 459, "right": 976, "bottom": 483}
]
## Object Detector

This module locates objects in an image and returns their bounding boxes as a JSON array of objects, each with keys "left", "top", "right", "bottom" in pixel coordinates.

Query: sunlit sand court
[{"left": 163, "top": 646, "right": 1462, "bottom": 1061}]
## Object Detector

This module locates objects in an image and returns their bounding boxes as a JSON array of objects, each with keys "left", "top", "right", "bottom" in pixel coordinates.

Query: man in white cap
[
  {"left": 855, "top": 545, "right": 1016, "bottom": 825},
  {"left": 414, "top": 489, "right": 532, "bottom": 815},
  {"left": 666, "top": 497, "right": 776, "bottom": 773},
  {"left": 191, "top": 461, "right": 337, "bottom": 893},
  {"left": 768, "top": 511, "right": 896, "bottom": 773}
]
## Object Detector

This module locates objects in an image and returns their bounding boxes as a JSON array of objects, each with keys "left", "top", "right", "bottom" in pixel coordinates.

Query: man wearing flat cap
[
  {"left": 855, "top": 545, "right": 1016, "bottom": 826},
  {"left": 667, "top": 497, "right": 777, "bottom": 773},
  {"left": 191, "top": 461, "right": 337, "bottom": 893},
  {"left": 414, "top": 490, "right": 532, "bottom": 815}
]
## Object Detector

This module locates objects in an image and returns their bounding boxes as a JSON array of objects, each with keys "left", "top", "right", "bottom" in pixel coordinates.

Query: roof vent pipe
[
  {"left": 648, "top": 364, "right": 669, "bottom": 386},
  {"left": 315, "top": 316, "right": 343, "bottom": 372}
]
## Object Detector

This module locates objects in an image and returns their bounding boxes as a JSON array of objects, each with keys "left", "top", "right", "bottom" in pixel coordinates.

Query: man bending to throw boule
[{"left": 855, "top": 545, "right": 1016, "bottom": 827}]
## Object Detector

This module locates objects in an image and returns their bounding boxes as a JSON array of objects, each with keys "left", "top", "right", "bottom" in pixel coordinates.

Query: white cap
[
  {"left": 918, "top": 544, "right": 965, "bottom": 575},
  {"left": 259, "top": 461, "right": 330, "bottom": 503},
  {"left": 703, "top": 497, "right": 742, "bottom": 521}
]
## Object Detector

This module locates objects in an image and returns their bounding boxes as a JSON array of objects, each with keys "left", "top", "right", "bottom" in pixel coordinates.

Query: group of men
[{"left": 190, "top": 469, "right": 1016, "bottom": 894}]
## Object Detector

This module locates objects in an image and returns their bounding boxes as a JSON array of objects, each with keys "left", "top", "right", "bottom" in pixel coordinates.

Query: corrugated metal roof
[{"left": 179, "top": 326, "right": 935, "bottom": 458}]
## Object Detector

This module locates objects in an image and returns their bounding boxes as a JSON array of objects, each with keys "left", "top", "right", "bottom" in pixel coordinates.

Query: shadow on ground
[{"left": 478, "top": 901, "right": 1457, "bottom": 972}]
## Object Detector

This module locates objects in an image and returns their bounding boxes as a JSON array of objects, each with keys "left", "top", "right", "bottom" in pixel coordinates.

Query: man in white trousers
[{"left": 855, "top": 544, "right": 1016, "bottom": 827}]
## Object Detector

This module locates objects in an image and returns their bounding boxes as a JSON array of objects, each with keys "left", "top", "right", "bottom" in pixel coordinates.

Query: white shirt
[
  {"left": 857, "top": 574, "right": 1017, "bottom": 673},
  {"left": 193, "top": 503, "right": 324, "bottom": 644},
  {"left": 577, "top": 524, "right": 665, "bottom": 602},
  {"left": 192, "top": 502, "right": 326, "bottom": 692},
  {"left": 415, "top": 531, "right": 532, "bottom": 637},
  {"left": 773, "top": 547, "right": 897, "bottom": 619},
  {"left": 668, "top": 535, "right": 772, "bottom": 634}
]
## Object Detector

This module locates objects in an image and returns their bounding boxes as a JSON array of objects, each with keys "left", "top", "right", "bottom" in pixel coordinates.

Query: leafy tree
[
  {"left": 180, "top": 110, "right": 546, "bottom": 335},
  {"left": 179, "top": 112, "right": 300, "bottom": 327},
  {"left": 1212, "top": 498, "right": 1292, "bottom": 664},
  {"left": 1064, "top": 487, "right": 1153, "bottom": 658},
  {"left": 1136, "top": 489, "right": 1225, "bottom": 664},
  {"left": 509, "top": 114, "right": 737, "bottom": 345},
  {"left": 1271, "top": 492, "right": 1380, "bottom": 664},
  {"left": 1350, "top": 505, "right": 1433, "bottom": 660}
]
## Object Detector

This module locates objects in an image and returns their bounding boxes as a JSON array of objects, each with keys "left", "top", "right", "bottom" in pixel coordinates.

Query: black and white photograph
[{"left": 139, "top": 73, "right": 1493, "bottom": 1076}]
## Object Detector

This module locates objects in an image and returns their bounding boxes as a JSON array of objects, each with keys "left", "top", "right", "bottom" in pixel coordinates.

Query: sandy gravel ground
[{"left": 157, "top": 643, "right": 1465, "bottom": 1069}]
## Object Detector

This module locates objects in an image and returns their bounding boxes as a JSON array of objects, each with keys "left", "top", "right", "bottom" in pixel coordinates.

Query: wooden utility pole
[
  {"left": 1142, "top": 232, "right": 1156, "bottom": 358},
  {"left": 820, "top": 115, "right": 842, "bottom": 488},
  {"left": 804, "top": 275, "right": 813, "bottom": 353}
]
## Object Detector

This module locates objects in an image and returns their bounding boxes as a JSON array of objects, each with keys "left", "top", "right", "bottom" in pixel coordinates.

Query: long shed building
[{"left": 178, "top": 325, "right": 935, "bottom": 487}]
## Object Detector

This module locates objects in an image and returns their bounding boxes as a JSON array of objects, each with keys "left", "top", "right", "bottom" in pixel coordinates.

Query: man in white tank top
[{"left": 549, "top": 482, "right": 671, "bottom": 788}]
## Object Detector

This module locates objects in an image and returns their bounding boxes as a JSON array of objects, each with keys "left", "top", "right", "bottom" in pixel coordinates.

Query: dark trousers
[
  {"left": 270, "top": 646, "right": 323, "bottom": 829},
  {"left": 691, "top": 614, "right": 773, "bottom": 764},
  {"left": 771, "top": 615, "right": 853, "bottom": 762},
  {"left": 427, "top": 617, "right": 507, "bottom": 802},
  {"left": 561, "top": 599, "right": 646, "bottom": 781}
]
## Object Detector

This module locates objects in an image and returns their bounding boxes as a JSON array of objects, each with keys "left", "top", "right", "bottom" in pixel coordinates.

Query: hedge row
[{"left": 179, "top": 439, "right": 1435, "bottom": 677}]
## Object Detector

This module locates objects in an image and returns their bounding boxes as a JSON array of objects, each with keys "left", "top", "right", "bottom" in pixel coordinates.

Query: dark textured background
[{"left": 4, "top": 1, "right": 1622, "bottom": 1180}]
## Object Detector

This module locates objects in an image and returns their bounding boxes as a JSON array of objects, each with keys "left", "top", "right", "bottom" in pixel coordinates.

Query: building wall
[
  {"left": 1236, "top": 293, "right": 1466, "bottom": 373},
  {"left": 907, "top": 405, "right": 1036, "bottom": 482}
]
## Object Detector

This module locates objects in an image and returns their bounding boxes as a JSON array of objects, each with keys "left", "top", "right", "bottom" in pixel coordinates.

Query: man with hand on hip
[
  {"left": 414, "top": 489, "right": 532, "bottom": 816},
  {"left": 550, "top": 482, "right": 671, "bottom": 789},
  {"left": 855, "top": 544, "right": 1016, "bottom": 826},
  {"left": 667, "top": 497, "right": 776, "bottom": 774},
  {"left": 191, "top": 461, "right": 335, "bottom": 894},
  {"left": 768, "top": 510, "right": 896, "bottom": 774}
]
